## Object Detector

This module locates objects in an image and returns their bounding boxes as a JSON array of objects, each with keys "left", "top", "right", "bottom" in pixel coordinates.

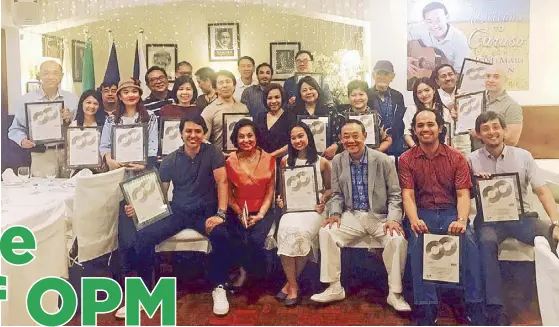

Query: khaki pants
[
  {"left": 30, "top": 147, "right": 70, "bottom": 178},
  {"left": 318, "top": 211, "right": 407, "bottom": 294},
  {"left": 453, "top": 134, "right": 471, "bottom": 156}
]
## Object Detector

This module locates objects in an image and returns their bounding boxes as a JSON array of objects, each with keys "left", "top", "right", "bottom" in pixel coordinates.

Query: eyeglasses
[
  {"left": 296, "top": 59, "right": 311, "bottom": 65},
  {"left": 148, "top": 75, "right": 167, "bottom": 84}
]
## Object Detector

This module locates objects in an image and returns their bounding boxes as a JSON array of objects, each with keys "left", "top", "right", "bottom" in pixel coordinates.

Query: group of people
[{"left": 7, "top": 51, "right": 559, "bottom": 326}]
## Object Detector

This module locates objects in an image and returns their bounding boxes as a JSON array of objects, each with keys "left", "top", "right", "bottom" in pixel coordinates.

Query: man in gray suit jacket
[{"left": 310, "top": 119, "right": 411, "bottom": 312}]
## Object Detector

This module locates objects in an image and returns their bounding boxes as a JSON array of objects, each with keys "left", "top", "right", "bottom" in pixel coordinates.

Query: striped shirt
[
  {"left": 350, "top": 148, "right": 370, "bottom": 211},
  {"left": 241, "top": 85, "right": 267, "bottom": 120}
]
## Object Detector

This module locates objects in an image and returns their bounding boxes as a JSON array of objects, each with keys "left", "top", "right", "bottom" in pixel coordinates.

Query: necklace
[{"left": 241, "top": 151, "right": 258, "bottom": 163}]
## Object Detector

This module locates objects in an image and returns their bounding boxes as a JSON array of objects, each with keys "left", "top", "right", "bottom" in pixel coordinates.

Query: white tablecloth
[{"left": 1, "top": 179, "right": 74, "bottom": 326}]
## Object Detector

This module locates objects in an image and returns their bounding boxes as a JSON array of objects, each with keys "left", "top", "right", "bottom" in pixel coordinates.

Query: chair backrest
[
  {"left": 73, "top": 168, "right": 125, "bottom": 262},
  {"left": 534, "top": 236, "right": 559, "bottom": 326}
]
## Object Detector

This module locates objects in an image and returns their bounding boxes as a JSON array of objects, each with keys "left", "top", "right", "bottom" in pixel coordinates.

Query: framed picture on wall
[
  {"left": 146, "top": 44, "right": 178, "bottom": 81},
  {"left": 72, "top": 40, "right": 85, "bottom": 82},
  {"left": 42, "top": 35, "right": 64, "bottom": 62},
  {"left": 208, "top": 23, "right": 240, "bottom": 62},
  {"left": 270, "top": 42, "right": 301, "bottom": 80}
]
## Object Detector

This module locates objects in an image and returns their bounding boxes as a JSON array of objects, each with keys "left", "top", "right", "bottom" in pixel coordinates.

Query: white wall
[{"left": 366, "top": 0, "right": 559, "bottom": 106}]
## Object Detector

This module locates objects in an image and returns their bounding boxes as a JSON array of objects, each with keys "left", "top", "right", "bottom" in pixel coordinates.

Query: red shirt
[{"left": 398, "top": 144, "right": 472, "bottom": 209}]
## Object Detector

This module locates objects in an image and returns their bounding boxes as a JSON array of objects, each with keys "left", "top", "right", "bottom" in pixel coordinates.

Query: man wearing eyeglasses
[
  {"left": 99, "top": 81, "right": 118, "bottom": 116},
  {"left": 283, "top": 50, "right": 334, "bottom": 106},
  {"left": 8, "top": 57, "right": 78, "bottom": 177},
  {"left": 144, "top": 66, "right": 173, "bottom": 116}
]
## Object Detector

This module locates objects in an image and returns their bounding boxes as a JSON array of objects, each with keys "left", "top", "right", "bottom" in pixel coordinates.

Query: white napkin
[
  {"left": 2, "top": 168, "right": 20, "bottom": 183},
  {"left": 66, "top": 169, "right": 93, "bottom": 186}
]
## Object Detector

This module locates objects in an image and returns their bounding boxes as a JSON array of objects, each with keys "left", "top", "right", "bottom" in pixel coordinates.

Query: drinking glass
[
  {"left": 46, "top": 167, "right": 57, "bottom": 186},
  {"left": 17, "top": 166, "right": 30, "bottom": 183}
]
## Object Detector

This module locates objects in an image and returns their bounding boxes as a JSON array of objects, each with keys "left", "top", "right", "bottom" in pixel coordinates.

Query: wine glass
[
  {"left": 45, "top": 167, "right": 57, "bottom": 186},
  {"left": 17, "top": 166, "right": 30, "bottom": 183}
]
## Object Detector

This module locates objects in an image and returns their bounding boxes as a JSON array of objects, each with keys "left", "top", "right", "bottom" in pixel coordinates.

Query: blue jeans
[{"left": 405, "top": 207, "right": 484, "bottom": 305}]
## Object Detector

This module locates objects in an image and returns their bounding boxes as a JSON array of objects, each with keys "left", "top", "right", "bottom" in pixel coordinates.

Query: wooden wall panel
[{"left": 517, "top": 106, "right": 559, "bottom": 159}]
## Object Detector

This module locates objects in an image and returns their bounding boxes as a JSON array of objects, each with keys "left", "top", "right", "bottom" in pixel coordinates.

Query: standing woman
[
  {"left": 275, "top": 122, "right": 332, "bottom": 306},
  {"left": 292, "top": 76, "right": 344, "bottom": 160},
  {"left": 226, "top": 119, "right": 276, "bottom": 290},
  {"left": 403, "top": 77, "right": 452, "bottom": 148},
  {"left": 160, "top": 75, "right": 201, "bottom": 117},
  {"left": 256, "top": 83, "right": 292, "bottom": 158},
  {"left": 71, "top": 89, "right": 106, "bottom": 127}
]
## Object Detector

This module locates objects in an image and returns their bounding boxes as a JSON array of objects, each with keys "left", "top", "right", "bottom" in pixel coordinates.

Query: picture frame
[
  {"left": 444, "top": 122, "right": 452, "bottom": 145},
  {"left": 71, "top": 40, "right": 85, "bottom": 82},
  {"left": 295, "top": 73, "right": 324, "bottom": 89},
  {"left": 455, "top": 91, "right": 486, "bottom": 134},
  {"left": 345, "top": 113, "right": 381, "bottom": 148},
  {"left": 222, "top": 113, "right": 252, "bottom": 152},
  {"left": 297, "top": 115, "right": 330, "bottom": 154},
  {"left": 281, "top": 165, "right": 320, "bottom": 213},
  {"left": 119, "top": 170, "right": 172, "bottom": 230},
  {"left": 421, "top": 232, "right": 464, "bottom": 286},
  {"left": 208, "top": 23, "right": 240, "bottom": 62},
  {"left": 474, "top": 172, "right": 525, "bottom": 223},
  {"left": 458, "top": 58, "right": 493, "bottom": 94},
  {"left": 146, "top": 44, "right": 178, "bottom": 81},
  {"left": 26, "top": 81, "right": 41, "bottom": 93},
  {"left": 111, "top": 123, "right": 148, "bottom": 165},
  {"left": 64, "top": 126, "right": 102, "bottom": 169},
  {"left": 25, "top": 101, "right": 64, "bottom": 145},
  {"left": 42, "top": 35, "right": 64, "bottom": 62},
  {"left": 159, "top": 117, "right": 183, "bottom": 156},
  {"left": 270, "top": 42, "right": 301, "bottom": 80}
]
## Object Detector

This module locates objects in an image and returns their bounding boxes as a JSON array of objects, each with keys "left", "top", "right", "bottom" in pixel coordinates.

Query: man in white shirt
[{"left": 233, "top": 56, "right": 257, "bottom": 100}]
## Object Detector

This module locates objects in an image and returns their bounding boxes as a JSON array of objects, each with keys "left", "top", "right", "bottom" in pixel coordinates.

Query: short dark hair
[
  {"left": 294, "top": 75, "right": 324, "bottom": 109},
  {"left": 237, "top": 56, "right": 255, "bottom": 67},
  {"left": 343, "top": 119, "right": 366, "bottom": 135},
  {"left": 230, "top": 119, "right": 260, "bottom": 149},
  {"left": 423, "top": 2, "right": 448, "bottom": 18},
  {"left": 475, "top": 111, "right": 507, "bottom": 134},
  {"left": 347, "top": 80, "right": 369, "bottom": 97},
  {"left": 179, "top": 114, "right": 208, "bottom": 134},
  {"left": 262, "top": 83, "right": 285, "bottom": 110},
  {"left": 145, "top": 66, "right": 167, "bottom": 84},
  {"left": 171, "top": 75, "right": 199, "bottom": 105},
  {"left": 432, "top": 64, "right": 456, "bottom": 81},
  {"left": 295, "top": 50, "right": 314, "bottom": 61},
  {"left": 175, "top": 61, "right": 193, "bottom": 72},
  {"left": 256, "top": 62, "right": 274, "bottom": 76},
  {"left": 99, "top": 81, "right": 118, "bottom": 90},
  {"left": 195, "top": 67, "right": 217, "bottom": 88},
  {"left": 410, "top": 109, "right": 447, "bottom": 144},
  {"left": 76, "top": 89, "right": 105, "bottom": 127},
  {"left": 216, "top": 70, "right": 237, "bottom": 87}
]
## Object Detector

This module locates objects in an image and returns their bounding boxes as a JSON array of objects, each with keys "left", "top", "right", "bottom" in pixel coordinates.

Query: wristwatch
[
  {"left": 216, "top": 209, "right": 227, "bottom": 221},
  {"left": 457, "top": 217, "right": 468, "bottom": 223}
]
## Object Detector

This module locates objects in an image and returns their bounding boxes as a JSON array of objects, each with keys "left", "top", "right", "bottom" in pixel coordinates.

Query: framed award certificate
[
  {"left": 294, "top": 72, "right": 324, "bottom": 88},
  {"left": 455, "top": 91, "right": 486, "bottom": 134},
  {"left": 346, "top": 113, "right": 381, "bottom": 148},
  {"left": 422, "top": 233, "right": 463, "bottom": 285},
  {"left": 458, "top": 58, "right": 492, "bottom": 94},
  {"left": 444, "top": 122, "right": 452, "bottom": 146},
  {"left": 222, "top": 113, "right": 252, "bottom": 152},
  {"left": 65, "top": 126, "right": 102, "bottom": 169},
  {"left": 119, "top": 170, "right": 172, "bottom": 230},
  {"left": 281, "top": 165, "right": 319, "bottom": 213},
  {"left": 111, "top": 123, "right": 148, "bottom": 164},
  {"left": 474, "top": 173, "right": 524, "bottom": 223},
  {"left": 159, "top": 118, "right": 183, "bottom": 156},
  {"left": 297, "top": 115, "right": 330, "bottom": 154},
  {"left": 25, "top": 101, "right": 64, "bottom": 144}
]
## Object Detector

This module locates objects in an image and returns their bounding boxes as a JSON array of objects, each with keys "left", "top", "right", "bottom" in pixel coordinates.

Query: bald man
[
  {"left": 471, "top": 65, "right": 523, "bottom": 150},
  {"left": 8, "top": 59, "right": 78, "bottom": 177}
]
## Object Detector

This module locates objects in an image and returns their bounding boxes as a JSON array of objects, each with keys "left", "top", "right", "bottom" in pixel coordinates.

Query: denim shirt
[{"left": 350, "top": 148, "right": 370, "bottom": 211}]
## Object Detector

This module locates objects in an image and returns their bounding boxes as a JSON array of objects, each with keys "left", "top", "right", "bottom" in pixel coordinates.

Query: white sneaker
[
  {"left": 212, "top": 285, "right": 229, "bottom": 316},
  {"left": 114, "top": 305, "right": 144, "bottom": 319},
  {"left": 310, "top": 285, "right": 346, "bottom": 303},
  {"left": 387, "top": 293, "right": 411, "bottom": 312}
]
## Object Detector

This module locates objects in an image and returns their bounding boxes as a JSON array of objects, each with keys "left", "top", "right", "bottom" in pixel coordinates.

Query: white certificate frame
[
  {"left": 458, "top": 58, "right": 492, "bottom": 94},
  {"left": 422, "top": 233, "right": 463, "bottom": 285},
  {"left": 455, "top": 91, "right": 486, "bottom": 134},
  {"left": 281, "top": 164, "right": 320, "bottom": 213},
  {"left": 345, "top": 113, "right": 381, "bottom": 148},
  {"left": 297, "top": 115, "right": 330, "bottom": 154},
  {"left": 474, "top": 172, "right": 525, "bottom": 223},
  {"left": 64, "top": 126, "right": 102, "bottom": 169},
  {"left": 119, "top": 170, "right": 172, "bottom": 230},
  {"left": 111, "top": 123, "right": 148, "bottom": 165},
  {"left": 159, "top": 117, "right": 183, "bottom": 156},
  {"left": 222, "top": 113, "right": 252, "bottom": 152},
  {"left": 25, "top": 101, "right": 64, "bottom": 144}
]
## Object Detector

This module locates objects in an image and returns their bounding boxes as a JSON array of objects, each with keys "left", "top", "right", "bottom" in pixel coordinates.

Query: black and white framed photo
[
  {"left": 111, "top": 123, "right": 148, "bottom": 165},
  {"left": 25, "top": 101, "right": 64, "bottom": 145},
  {"left": 297, "top": 115, "right": 330, "bottom": 154},
  {"left": 72, "top": 40, "right": 85, "bottom": 82},
  {"left": 42, "top": 35, "right": 64, "bottom": 62},
  {"left": 281, "top": 165, "right": 320, "bottom": 213},
  {"left": 270, "top": 42, "right": 301, "bottom": 80},
  {"left": 146, "top": 44, "right": 178, "bottom": 81},
  {"left": 222, "top": 113, "right": 252, "bottom": 152},
  {"left": 458, "top": 58, "right": 492, "bottom": 94},
  {"left": 65, "top": 126, "right": 102, "bottom": 169},
  {"left": 208, "top": 23, "right": 240, "bottom": 62},
  {"left": 455, "top": 91, "right": 486, "bottom": 134},
  {"left": 120, "top": 170, "right": 172, "bottom": 230},
  {"left": 159, "top": 117, "right": 183, "bottom": 156},
  {"left": 345, "top": 113, "right": 381, "bottom": 148},
  {"left": 474, "top": 173, "right": 525, "bottom": 223},
  {"left": 26, "top": 81, "right": 41, "bottom": 93},
  {"left": 422, "top": 233, "right": 464, "bottom": 285}
]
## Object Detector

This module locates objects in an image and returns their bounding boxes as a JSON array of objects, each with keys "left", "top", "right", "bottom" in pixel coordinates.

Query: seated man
[
  {"left": 467, "top": 111, "right": 559, "bottom": 325},
  {"left": 310, "top": 119, "right": 411, "bottom": 312},
  {"left": 399, "top": 110, "right": 485, "bottom": 325},
  {"left": 116, "top": 115, "right": 234, "bottom": 318}
]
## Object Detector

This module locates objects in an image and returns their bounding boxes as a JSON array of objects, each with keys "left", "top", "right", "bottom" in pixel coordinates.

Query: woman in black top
[{"left": 256, "top": 83, "right": 292, "bottom": 158}]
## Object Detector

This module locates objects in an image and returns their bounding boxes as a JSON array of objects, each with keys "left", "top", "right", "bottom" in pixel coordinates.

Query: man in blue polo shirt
[{"left": 117, "top": 115, "right": 233, "bottom": 318}]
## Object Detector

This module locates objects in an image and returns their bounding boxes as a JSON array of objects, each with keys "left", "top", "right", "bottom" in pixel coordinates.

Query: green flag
[{"left": 81, "top": 38, "right": 95, "bottom": 91}]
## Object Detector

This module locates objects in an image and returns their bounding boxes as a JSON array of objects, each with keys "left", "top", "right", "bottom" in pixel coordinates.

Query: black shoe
[
  {"left": 284, "top": 296, "right": 300, "bottom": 307},
  {"left": 275, "top": 291, "right": 288, "bottom": 301},
  {"left": 486, "top": 304, "right": 509, "bottom": 326}
]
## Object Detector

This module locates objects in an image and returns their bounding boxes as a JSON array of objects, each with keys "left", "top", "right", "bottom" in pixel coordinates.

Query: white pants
[
  {"left": 318, "top": 210, "right": 407, "bottom": 294},
  {"left": 31, "top": 147, "right": 69, "bottom": 178}
]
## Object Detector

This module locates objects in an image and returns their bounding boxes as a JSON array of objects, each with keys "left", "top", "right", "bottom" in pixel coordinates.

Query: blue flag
[
  {"left": 103, "top": 42, "right": 120, "bottom": 86},
  {"left": 133, "top": 40, "right": 140, "bottom": 80}
]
